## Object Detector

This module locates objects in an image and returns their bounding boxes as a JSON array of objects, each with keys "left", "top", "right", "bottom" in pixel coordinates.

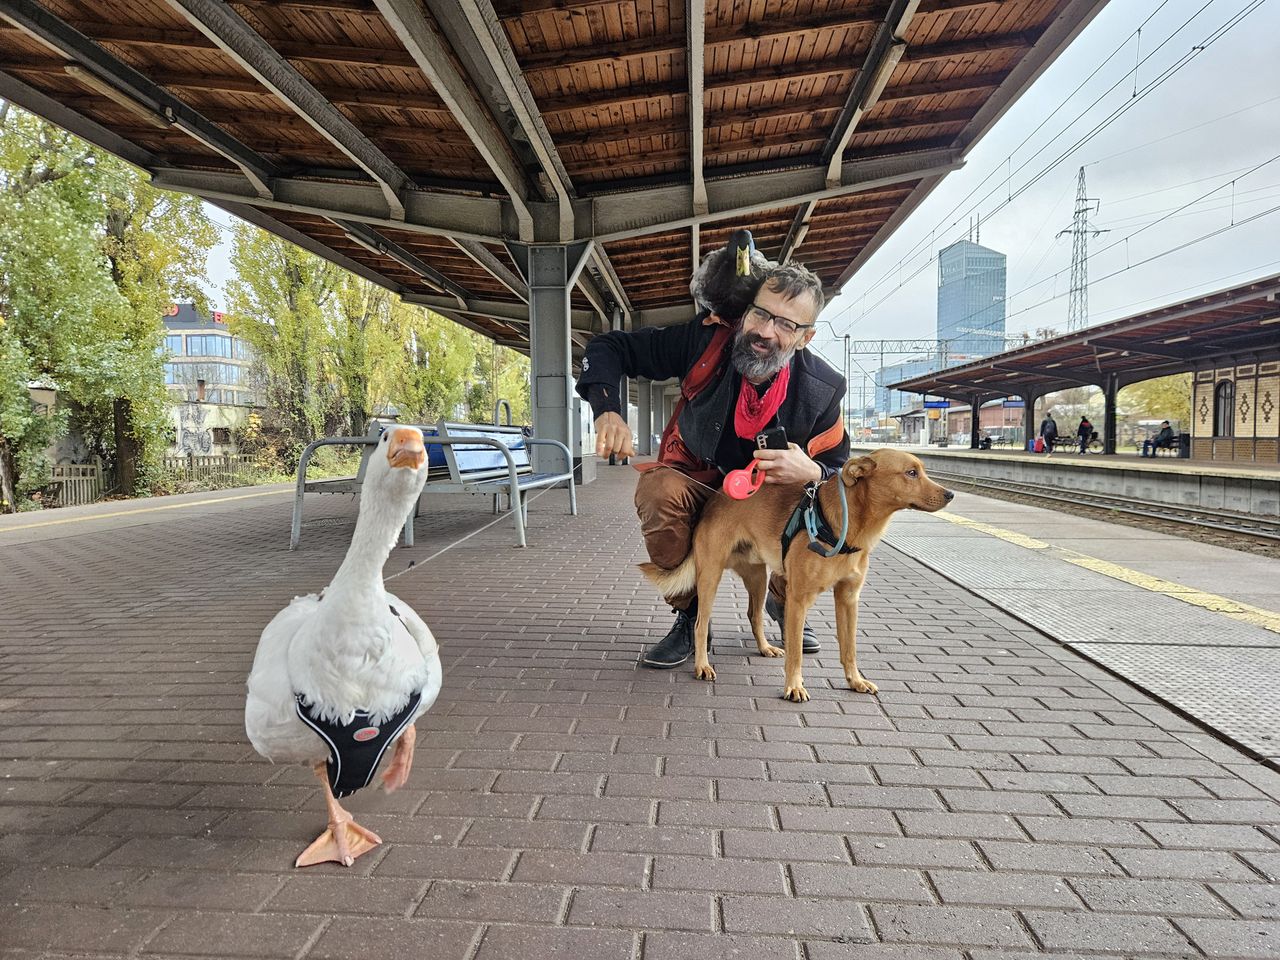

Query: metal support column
[
  {"left": 1022, "top": 391, "right": 1039, "bottom": 451},
  {"left": 1103, "top": 373, "right": 1118, "bottom": 455},
  {"left": 969, "top": 392, "right": 982, "bottom": 449},
  {"left": 505, "top": 241, "right": 593, "bottom": 475},
  {"left": 653, "top": 382, "right": 668, "bottom": 451},
  {"left": 637, "top": 377, "right": 653, "bottom": 456}
]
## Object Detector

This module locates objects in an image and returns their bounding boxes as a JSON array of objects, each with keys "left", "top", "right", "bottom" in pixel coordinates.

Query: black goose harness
[
  {"left": 294, "top": 603, "right": 424, "bottom": 799},
  {"left": 780, "top": 478, "right": 861, "bottom": 559}
]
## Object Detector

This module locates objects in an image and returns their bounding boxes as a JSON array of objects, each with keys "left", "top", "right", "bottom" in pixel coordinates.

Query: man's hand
[
  {"left": 595, "top": 411, "right": 635, "bottom": 459},
  {"left": 753, "top": 443, "right": 822, "bottom": 485}
]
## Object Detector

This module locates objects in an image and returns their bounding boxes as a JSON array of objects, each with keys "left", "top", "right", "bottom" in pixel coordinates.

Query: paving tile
[
  {"left": 722, "top": 896, "right": 872, "bottom": 939},
  {"left": 4, "top": 903, "right": 169, "bottom": 952},
  {"left": 1179, "top": 918, "right": 1280, "bottom": 958},
  {"left": 869, "top": 904, "right": 1030, "bottom": 948},
  {"left": 928, "top": 870, "right": 1080, "bottom": 909},
  {"left": 642, "top": 931, "right": 801, "bottom": 960},
  {"left": 473, "top": 924, "right": 634, "bottom": 960},
  {"left": 372, "top": 845, "right": 514, "bottom": 881},
  {"left": 264, "top": 875, "right": 425, "bottom": 916},
  {"left": 977, "top": 840, "right": 1122, "bottom": 876},
  {"left": 144, "top": 913, "right": 325, "bottom": 957},
  {"left": 848, "top": 837, "right": 982, "bottom": 870},
  {"left": 790, "top": 864, "right": 932, "bottom": 903},
  {"left": 512, "top": 850, "right": 647, "bottom": 887},
  {"left": 1021, "top": 910, "right": 1192, "bottom": 954},
  {"left": 123, "top": 870, "right": 283, "bottom": 910},
  {"left": 569, "top": 888, "right": 714, "bottom": 931},
  {"left": 307, "top": 917, "right": 479, "bottom": 960},
  {"left": 652, "top": 855, "right": 786, "bottom": 894},
  {"left": 1068, "top": 876, "right": 1233, "bottom": 917},
  {"left": 1210, "top": 882, "right": 1280, "bottom": 919},
  {"left": 414, "top": 880, "right": 567, "bottom": 922},
  {"left": 1108, "top": 847, "right": 1260, "bottom": 881},
  {"left": 721, "top": 829, "right": 849, "bottom": 864}
]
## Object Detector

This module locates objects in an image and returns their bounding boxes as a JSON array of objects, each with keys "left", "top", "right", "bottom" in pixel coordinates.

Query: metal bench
[
  {"left": 290, "top": 414, "right": 575, "bottom": 550},
  {"left": 413, "top": 419, "right": 576, "bottom": 548}
]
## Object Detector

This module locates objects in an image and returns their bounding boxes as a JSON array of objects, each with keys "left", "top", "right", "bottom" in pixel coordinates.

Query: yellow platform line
[
  {"left": 1063, "top": 555, "right": 1280, "bottom": 636},
  {"left": 0, "top": 488, "right": 292, "bottom": 532},
  {"left": 929, "top": 510, "right": 1280, "bottom": 636},
  {"left": 934, "top": 511, "right": 1051, "bottom": 550}
]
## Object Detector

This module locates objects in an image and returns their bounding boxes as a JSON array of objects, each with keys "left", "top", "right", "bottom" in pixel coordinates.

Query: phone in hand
[{"left": 756, "top": 426, "right": 788, "bottom": 450}]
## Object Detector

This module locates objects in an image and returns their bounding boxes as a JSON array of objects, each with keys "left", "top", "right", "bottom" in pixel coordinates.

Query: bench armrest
[
  {"left": 435, "top": 434, "right": 523, "bottom": 493},
  {"left": 524, "top": 437, "right": 575, "bottom": 476},
  {"left": 291, "top": 434, "right": 379, "bottom": 550}
]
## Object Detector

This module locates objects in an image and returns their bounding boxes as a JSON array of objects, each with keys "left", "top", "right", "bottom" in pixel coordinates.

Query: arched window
[{"left": 1214, "top": 380, "right": 1234, "bottom": 437}]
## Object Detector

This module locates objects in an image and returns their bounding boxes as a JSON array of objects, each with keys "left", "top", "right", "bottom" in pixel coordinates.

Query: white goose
[{"left": 246, "top": 425, "right": 442, "bottom": 868}]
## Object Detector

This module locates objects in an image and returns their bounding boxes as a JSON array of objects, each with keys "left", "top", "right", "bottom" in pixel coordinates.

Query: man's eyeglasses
[{"left": 744, "top": 303, "right": 814, "bottom": 336}]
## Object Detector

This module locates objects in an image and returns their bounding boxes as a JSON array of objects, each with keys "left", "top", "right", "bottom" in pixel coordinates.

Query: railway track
[{"left": 928, "top": 470, "right": 1280, "bottom": 544}]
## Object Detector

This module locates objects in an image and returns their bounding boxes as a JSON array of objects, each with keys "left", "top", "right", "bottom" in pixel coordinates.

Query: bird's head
[{"left": 366, "top": 426, "right": 429, "bottom": 507}]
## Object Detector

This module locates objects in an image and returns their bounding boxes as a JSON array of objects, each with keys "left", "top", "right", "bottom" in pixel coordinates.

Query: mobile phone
[{"left": 756, "top": 426, "right": 788, "bottom": 450}]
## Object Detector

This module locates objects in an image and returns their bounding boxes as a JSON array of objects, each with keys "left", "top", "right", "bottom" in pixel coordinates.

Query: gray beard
[{"left": 732, "top": 329, "right": 795, "bottom": 382}]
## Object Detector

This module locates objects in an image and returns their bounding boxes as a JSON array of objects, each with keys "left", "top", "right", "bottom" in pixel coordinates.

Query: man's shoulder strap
[{"left": 682, "top": 321, "right": 735, "bottom": 402}]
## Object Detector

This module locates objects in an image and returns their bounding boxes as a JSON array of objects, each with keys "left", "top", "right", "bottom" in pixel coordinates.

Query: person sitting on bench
[{"left": 1141, "top": 421, "right": 1176, "bottom": 457}]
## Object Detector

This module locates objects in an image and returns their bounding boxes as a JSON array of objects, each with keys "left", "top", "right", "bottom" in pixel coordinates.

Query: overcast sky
[
  {"left": 809, "top": 0, "right": 1280, "bottom": 385},
  {"left": 202, "top": 0, "right": 1278, "bottom": 393}
]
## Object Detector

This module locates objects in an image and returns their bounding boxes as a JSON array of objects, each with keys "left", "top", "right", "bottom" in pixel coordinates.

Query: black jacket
[{"left": 576, "top": 316, "right": 849, "bottom": 478}]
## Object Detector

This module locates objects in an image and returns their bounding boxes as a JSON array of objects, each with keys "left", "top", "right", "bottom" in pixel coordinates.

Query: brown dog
[{"left": 640, "top": 449, "right": 953, "bottom": 702}]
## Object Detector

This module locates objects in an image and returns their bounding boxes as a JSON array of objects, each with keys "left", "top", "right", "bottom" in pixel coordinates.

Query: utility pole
[{"left": 1057, "top": 166, "right": 1108, "bottom": 332}]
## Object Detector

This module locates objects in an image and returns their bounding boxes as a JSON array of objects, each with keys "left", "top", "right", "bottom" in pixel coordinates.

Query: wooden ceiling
[{"left": 0, "top": 0, "right": 1108, "bottom": 349}]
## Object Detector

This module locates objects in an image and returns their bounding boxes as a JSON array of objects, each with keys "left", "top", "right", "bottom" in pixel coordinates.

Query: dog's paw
[
  {"left": 694, "top": 662, "right": 717, "bottom": 682},
  {"left": 758, "top": 643, "right": 783, "bottom": 658},
  {"left": 847, "top": 674, "right": 878, "bottom": 695},
  {"left": 781, "top": 682, "right": 810, "bottom": 703}
]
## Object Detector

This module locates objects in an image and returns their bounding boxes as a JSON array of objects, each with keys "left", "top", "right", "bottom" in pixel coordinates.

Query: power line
[{"left": 831, "top": 0, "right": 1264, "bottom": 335}]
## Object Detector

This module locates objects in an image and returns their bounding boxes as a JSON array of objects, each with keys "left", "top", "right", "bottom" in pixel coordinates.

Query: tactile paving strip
[
  {"left": 1072, "top": 643, "right": 1280, "bottom": 764},
  {"left": 888, "top": 538, "right": 1280, "bottom": 649}
]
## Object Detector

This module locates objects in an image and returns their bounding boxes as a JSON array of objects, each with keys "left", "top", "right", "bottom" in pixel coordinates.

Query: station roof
[
  {"left": 889, "top": 274, "right": 1280, "bottom": 402},
  {"left": 0, "top": 0, "right": 1106, "bottom": 353}
]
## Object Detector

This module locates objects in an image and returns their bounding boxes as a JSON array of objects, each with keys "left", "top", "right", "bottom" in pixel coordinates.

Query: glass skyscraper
[{"left": 937, "top": 240, "right": 1006, "bottom": 362}]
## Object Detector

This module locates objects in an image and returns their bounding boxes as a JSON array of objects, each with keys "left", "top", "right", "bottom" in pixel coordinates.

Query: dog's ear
[{"left": 841, "top": 456, "right": 877, "bottom": 486}]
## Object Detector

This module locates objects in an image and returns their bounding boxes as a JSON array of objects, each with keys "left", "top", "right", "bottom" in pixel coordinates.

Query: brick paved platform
[{"left": 2, "top": 467, "right": 1279, "bottom": 959}]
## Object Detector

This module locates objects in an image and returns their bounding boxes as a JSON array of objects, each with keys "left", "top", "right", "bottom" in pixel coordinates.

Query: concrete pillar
[
  {"left": 1021, "top": 391, "right": 1039, "bottom": 451},
  {"left": 637, "top": 377, "right": 653, "bottom": 456},
  {"left": 1103, "top": 373, "right": 1118, "bottom": 455},
  {"left": 505, "top": 241, "right": 592, "bottom": 474},
  {"left": 969, "top": 393, "right": 982, "bottom": 449},
  {"left": 653, "top": 382, "right": 668, "bottom": 448}
]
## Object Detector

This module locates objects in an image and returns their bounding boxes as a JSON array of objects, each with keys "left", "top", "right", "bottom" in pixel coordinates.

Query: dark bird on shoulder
[{"left": 690, "top": 228, "right": 774, "bottom": 323}]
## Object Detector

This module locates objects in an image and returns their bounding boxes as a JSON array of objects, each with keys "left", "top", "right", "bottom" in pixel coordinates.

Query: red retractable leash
[{"left": 723, "top": 460, "right": 766, "bottom": 499}]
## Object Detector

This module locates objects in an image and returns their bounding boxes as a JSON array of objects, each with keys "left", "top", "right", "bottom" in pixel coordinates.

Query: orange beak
[{"left": 386, "top": 428, "right": 426, "bottom": 470}]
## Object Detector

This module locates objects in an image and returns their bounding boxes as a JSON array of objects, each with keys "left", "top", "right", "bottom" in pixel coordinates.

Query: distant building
[
  {"left": 161, "top": 303, "right": 261, "bottom": 454},
  {"left": 877, "top": 358, "right": 939, "bottom": 415},
  {"left": 937, "top": 240, "right": 1006, "bottom": 360}
]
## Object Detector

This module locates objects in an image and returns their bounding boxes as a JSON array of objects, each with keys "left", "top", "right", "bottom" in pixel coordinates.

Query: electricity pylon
[{"left": 1057, "top": 166, "right": 1108, "bottom": 332}]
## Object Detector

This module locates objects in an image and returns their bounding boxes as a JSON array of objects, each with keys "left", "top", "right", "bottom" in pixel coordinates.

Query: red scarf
[{"left": 734, "top": 362, "right": 790, "bottom": 440}]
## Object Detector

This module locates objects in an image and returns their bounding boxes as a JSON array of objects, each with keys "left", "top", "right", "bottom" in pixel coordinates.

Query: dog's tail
[{"left": 638, "top": 555, "right": 697, "bottom": 598}]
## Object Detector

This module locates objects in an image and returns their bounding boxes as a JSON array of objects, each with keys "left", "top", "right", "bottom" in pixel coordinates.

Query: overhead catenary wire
[{"left": 828, "top": 0, "right": 1267, "bottom": 337}]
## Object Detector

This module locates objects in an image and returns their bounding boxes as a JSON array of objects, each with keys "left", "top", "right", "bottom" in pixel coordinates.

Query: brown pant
[{"left": 634, "top": 466, "right": 788, "bottom": 609}]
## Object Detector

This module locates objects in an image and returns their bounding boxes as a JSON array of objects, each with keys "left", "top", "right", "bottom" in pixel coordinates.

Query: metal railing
[{"left": 163, "top": 453, "right": 256, "bottom": 483}]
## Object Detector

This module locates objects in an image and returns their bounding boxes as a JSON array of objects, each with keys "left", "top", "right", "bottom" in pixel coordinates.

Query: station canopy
[
  {"left": 889, "top": 274, "right": 1280, "bottom": 403},
  {"left": 0, "top": 0, "right": 1106, "bottom": 354}
]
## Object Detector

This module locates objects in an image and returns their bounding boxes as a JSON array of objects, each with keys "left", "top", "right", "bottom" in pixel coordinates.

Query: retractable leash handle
[{"left": 724, "top": 460, "right": 766, "bottom": 499}]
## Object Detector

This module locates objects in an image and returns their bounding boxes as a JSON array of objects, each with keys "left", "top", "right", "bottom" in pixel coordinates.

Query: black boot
[
  {"left": 642, "top": 601, "right": 711, "bottom": 669},
  {"left": 765, "top": 594, "right": 820, "bottom": 654}
]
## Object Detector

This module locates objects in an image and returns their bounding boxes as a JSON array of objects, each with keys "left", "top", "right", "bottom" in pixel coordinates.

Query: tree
[
  {"left": 226, "top": 224, "right": 344, "bottom": 464},
  {"left": 0, "top": 106, "right": 215, "bottom": 508},
  {"left": 1120, "top": 374, "right": 1192, "bottom": 427}
]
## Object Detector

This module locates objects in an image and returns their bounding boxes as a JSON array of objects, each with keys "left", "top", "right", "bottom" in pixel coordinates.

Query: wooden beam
[
  {"left": 517, "top": 8, "right": 882, "bottom": 73},
  {"left": 494, "top": 0, "right": 999, "bottom": 17}
]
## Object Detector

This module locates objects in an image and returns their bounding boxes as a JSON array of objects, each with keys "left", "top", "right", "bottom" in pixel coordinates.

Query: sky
[
  {"left": 808, "top": 0, "right": 1280, "bottom": 390},
  {"left": 201, "top": 0, "right": 1279, "bottom": 397}
]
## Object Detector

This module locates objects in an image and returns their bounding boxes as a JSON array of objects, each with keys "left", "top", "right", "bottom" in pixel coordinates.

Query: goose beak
[{"left": 387, "top": 428, "right": 426, "bottom": 470}]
